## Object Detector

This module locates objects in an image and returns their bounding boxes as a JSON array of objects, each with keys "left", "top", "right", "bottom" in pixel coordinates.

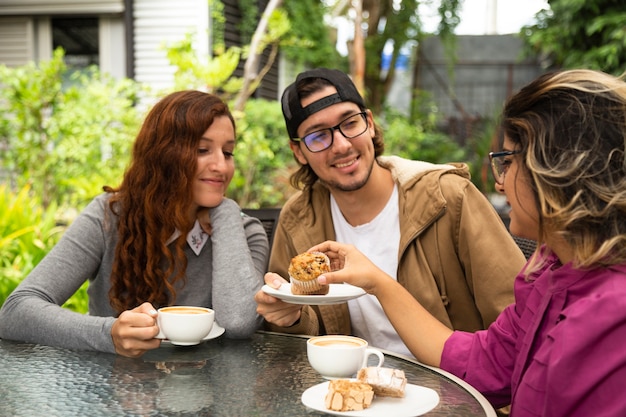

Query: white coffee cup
[
  {"left": 307, "top": 335, "right": 384, "bottom": 379},
  {"left": 156, "top": 306, "right": 214, "bottom": 346}
]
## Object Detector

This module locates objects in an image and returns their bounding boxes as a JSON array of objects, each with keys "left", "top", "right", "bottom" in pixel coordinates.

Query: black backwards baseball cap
[{"left": 281, "top": 68, "right": 366, "bottom": 139}]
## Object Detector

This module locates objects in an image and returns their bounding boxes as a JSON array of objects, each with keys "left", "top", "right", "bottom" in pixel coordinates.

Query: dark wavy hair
[
  {"left": 501, "top": 69, "right": 626, "bottom": 269},
  {"left": 104, "top": 90, "right": 235, "bottom": 314},
  {"left": 288, "top": 77, "right": 385, "bottom": 195}
]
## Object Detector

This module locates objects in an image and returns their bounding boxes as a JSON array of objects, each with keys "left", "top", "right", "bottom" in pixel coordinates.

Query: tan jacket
[{"left": 267, "top": 155, "right": 525, "bottom": 336}]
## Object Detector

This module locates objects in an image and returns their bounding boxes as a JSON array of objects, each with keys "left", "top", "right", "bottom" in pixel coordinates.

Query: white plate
[
  {"left": 301, "top": 380, "right": 440, "bottom": 417},
  {"left": 262, "top": 283, "right": 366, "bottom": 305},
  {"left": 158, "top": 323, "right": 225, "bottom": 345}
]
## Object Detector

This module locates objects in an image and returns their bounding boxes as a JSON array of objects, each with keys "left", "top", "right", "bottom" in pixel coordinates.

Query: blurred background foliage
[
  {"left": 521, "top": 0, "right": 626, "bottom": 76},
  {"left": 3, "top": 0, "right": 623, "bottom": 310},
  {"left": 0, "top": 46, "right": 471, "bottom": 310},
  {"left": 0, "top": 48, "right": 142, "bottom": 211}
]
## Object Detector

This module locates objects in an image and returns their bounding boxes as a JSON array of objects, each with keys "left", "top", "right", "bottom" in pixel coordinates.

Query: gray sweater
[{"left": 0, "top": 193, "right": 268, "bottom": 353}]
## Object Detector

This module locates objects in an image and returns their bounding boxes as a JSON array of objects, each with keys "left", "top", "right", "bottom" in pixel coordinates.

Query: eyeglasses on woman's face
[
  {"left": 293, "top": 112, "right": 368, "bottom": 153},
  {"left": 489, "top": 150, "right": 521, "bottom": 184}
]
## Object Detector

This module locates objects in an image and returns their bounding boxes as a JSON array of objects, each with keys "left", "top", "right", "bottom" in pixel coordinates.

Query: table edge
[{"left": 256, "top": 330, "right": 497, "bottom": 417}]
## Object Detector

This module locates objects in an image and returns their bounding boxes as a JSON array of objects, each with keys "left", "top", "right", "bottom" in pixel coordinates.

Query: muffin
[{"left": 288, "top": 252, "right": 331, "bottom": 295}]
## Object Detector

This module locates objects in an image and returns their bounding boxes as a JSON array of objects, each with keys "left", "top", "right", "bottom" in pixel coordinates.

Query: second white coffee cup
[{"left": 307, "top": 335, "right": 384, "bottom": 379}]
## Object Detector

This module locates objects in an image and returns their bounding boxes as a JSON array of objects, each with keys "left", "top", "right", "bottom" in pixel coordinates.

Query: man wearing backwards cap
[{"left": 254, "top": 68, "right": 525, "bottom": 357}]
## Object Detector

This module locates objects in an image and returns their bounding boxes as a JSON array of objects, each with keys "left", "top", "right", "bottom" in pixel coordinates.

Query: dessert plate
[
  {"left": 262, "top": 283, "right": 366, "bottom": 305},
  {"left": 301, "top": 380, "right": 439, "bottom": 417},
  {"left": 158, "top": 323, "right": 225, "bottom": 345}
]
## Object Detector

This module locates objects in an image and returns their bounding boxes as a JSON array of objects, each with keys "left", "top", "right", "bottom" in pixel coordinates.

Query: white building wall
[
  {"left": 133, "top": 0, "right": 210, "bottom": 93},
  {"left": 0, "top": 0, "right": 211, "bottom": 93},
  {"left": 0, "top": 1, "right": 125, "bottom": 76},
  {"left": 0, "top": 0, "right": 123, "bottom": 15},
  {"left": 99, "top": 17, "right": 126, "bottom": 79},
  {"left": 0, "top": 18, "right": 35, "bottom": 66}
]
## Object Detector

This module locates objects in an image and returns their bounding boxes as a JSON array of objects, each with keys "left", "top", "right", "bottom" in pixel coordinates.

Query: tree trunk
[
  {"left": 233, "top": 0, "right": 283, "bottom": 112},
  {"left": 351, "top": 0, "right": 365, "bottom": 94}
]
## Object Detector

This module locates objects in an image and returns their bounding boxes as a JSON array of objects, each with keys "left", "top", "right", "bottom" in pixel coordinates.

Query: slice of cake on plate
[
  {"left": 357, "top": 366, "right": 407, "bottom": 398},
  {"left": 324, "top": 379, "right": 374, "bottom": 411}
]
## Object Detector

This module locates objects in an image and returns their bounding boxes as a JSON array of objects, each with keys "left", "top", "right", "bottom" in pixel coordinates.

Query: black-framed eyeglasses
[
  {"left": 293, "top": 112, "right": 368, "bottom": 153},
  {"left": 489, "top": 150, "right": 521, "bottom": 184}
]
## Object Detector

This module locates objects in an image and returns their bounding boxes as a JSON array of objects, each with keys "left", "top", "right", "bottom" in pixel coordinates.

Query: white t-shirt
[{"left": 330, "top": 185, "right": 413, "bottom": 357}]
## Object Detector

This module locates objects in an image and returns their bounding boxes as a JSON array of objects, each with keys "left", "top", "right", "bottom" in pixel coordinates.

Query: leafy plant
[
  {"left": 280, "top": 0, "right": 345, "bottom": 68},
  {"left": 229, "top": 98, "right": 298, "bottom": 208},
  {"left": 521, "top": 0, "right": 626, "bottom": 75},
  {"left": 0, "top": 185, "right": 68, "bottom": 307},
  {"left": 165, "top": 32, "right": 243, "bottom": 97},
  {"left": 382, "top": 105, "right": 466, "bottom": 165},
  {"left": 0, "top": 48, "right": 142, "bottom": 210}
]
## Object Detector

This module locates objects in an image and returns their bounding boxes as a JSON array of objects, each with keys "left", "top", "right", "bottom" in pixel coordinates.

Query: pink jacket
[{"left": 441, "top": 250, "right": 626, "bottom": 417}]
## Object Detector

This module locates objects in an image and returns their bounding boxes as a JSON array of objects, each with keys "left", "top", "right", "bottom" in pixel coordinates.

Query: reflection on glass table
[{"left": 0, "top": 331, "right": 496, "bottom": 417}]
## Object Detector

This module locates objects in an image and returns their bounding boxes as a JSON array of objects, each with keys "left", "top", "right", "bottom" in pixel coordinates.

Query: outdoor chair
[{"left": 242, "top": 208, "right": 281, "bottom": 250}]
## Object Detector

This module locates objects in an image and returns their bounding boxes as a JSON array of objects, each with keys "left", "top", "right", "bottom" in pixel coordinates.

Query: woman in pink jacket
[{"left": 310, "top": 69, "right": 626, "bottom": 417}]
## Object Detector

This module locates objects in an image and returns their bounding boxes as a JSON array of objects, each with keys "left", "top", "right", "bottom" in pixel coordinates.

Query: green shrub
[
  {"left": 0, "top": 48, "right": 141, "bottom": 211},
  {"left": 0, "top": 185, "right": 89, "bottom": 312},
  {"left": 230, "top": 99, "right": 298, "bottom": 208},
  {"left": 382, "top": 108, "right": 467, "bottom": 165}
]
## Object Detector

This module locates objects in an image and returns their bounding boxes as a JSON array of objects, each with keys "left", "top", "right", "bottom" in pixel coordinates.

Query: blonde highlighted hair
[{"left": 501, "top": 69, "right": 626, "bottom": 269}]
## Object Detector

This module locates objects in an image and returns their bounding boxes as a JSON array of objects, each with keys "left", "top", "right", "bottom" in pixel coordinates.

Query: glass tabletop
[{"left": 0, "top": 331, "right": 495, "bottom": 416}]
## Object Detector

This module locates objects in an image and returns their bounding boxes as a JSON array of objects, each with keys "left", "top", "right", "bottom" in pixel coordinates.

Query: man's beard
[{"left": 319, "top": 159, "right": 374, "bottom": 192}]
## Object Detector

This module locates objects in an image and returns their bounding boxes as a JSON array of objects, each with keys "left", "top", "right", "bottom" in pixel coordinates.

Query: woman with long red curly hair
[{"left": 0, "top": 90, "right": 269, "bottom": 357}]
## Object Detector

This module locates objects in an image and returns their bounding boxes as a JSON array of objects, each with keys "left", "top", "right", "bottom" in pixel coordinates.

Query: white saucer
[
  {"left": 158, "top": 323, "right": 225, "bottom": 346},
  {"left": 262, "top": 283, "right": 366, "bottom": 305},
  {"left": 301, "top": 380, "right": 440, "bottom": 416}
]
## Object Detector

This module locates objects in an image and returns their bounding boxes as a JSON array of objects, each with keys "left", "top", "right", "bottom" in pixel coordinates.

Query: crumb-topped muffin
[{"left": 288, "top": 252, "right": 330, "bottom": 295}]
